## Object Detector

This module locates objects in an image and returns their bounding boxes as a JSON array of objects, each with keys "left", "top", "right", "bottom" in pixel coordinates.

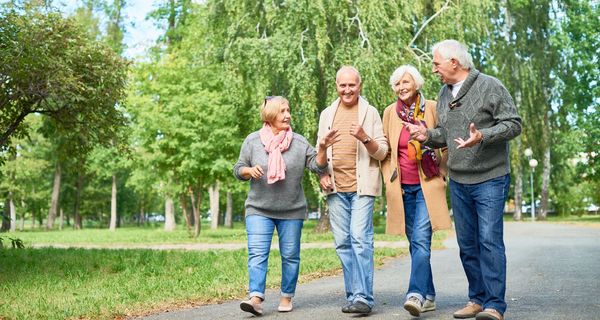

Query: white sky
[{"left": 56, "top": 0, "right": 163, "bottom": 59}]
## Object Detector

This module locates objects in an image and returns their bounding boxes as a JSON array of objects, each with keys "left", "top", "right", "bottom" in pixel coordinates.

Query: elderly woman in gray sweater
[{"left": 234, "top": 96, "right": 339, "bottom": 316}]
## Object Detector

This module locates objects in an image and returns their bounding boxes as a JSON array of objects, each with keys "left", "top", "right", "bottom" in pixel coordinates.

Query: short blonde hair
[
  {"left": 389, "top": 65, "right": 425, "bottom": 91},
  {"left": 260, "top": 96, "right": 289, "bottom": 124}
]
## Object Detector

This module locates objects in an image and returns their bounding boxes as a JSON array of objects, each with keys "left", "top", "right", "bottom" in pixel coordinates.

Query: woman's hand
[
  {"left": 319, "top": 129, "right": 341, "bottom": 149},
  {"left": 242, "top": 165, "right": 264, "bottom": 179},
  {"left": 316, "top": 129, "right": 340, "bottom": 168}
]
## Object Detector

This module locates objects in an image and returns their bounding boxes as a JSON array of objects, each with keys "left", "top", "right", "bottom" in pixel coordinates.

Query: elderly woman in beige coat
[{"left": 381, "top": 65, "right": 452, "bottom": 318}]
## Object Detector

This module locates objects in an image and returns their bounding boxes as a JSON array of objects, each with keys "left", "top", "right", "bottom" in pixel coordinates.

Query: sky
[{"left": 57, "top": 0, "right": 163, "bottom": 59}]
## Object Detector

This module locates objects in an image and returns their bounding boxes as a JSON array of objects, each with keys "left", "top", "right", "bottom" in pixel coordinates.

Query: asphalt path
[{"left": 139, "top": 222, "right": 600, "bottom": 320}]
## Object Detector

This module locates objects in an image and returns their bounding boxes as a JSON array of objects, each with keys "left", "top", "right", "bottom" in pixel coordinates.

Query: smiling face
[
  {"left": 270, "top": 102, "right": 291, "bottom": 134},
  {"left": 336, "top": 70, "right": 361, "bottom": 107},
  {"left": 393, "top": 72, "right": 418, "bottom": 105}
]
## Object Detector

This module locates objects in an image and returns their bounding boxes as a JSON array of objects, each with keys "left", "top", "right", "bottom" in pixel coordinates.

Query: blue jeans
[
  {"left": 402, "top": 184, "right": 435, "bottom": 303},
  {"left": 327, "top": 192, "right": 375, "bottom": 307},
  {"left": 450, "top": 174, "right": 510, "bottom": 314},
  {"left": 245, "top": 215, "right": 304, "bottom": 299}
]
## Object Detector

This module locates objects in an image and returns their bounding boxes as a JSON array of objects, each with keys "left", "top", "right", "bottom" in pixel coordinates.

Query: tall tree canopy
[{"left": 0, "top": 5, "right": 128, "bottom": 157}]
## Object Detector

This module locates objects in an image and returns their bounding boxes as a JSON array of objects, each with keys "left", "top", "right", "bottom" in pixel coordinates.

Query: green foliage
[
  {"left": 0, "top": 5, "right": 129, "bottom": 158},
  {"left": 0, "top": 235, "right": 24, "bottom": 248}
]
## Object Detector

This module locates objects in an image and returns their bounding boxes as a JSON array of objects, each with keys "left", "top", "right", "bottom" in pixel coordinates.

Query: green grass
[
  {"left": 13, "top": 220, "right": 417, "bottom": 246},
  {"left": 503, "top": 213, "right": 600, "bottom": 225},
  {"left": 543, "top": 214, "right": 600, "bottom": 225},
  {"left": 0, "top": 247, "right": 407, "bottom": 320}
]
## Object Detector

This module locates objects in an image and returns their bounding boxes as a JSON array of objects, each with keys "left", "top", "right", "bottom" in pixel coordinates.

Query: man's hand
[
  {"left": 243, "top": 165, "right": 264, "bottom": 179},
  {"left": 403, "top": 121, "right": 428, "bottom": 142},
  {"left": 454, "top": 123, "right": 483, "bottom": 149},
  {"left": 319, "top": 174, "right": 333, "bottom": 191},
  {"left": 319, "top": 129, "right": 341, "bottom": 149},
  {"left": 350, "top": 123, "right": 368, "bottom": 142}
]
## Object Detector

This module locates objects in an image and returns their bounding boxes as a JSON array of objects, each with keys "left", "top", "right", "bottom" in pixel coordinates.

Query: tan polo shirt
[{"left": 332, "top": 103, "right": 358, "bottom": 192}]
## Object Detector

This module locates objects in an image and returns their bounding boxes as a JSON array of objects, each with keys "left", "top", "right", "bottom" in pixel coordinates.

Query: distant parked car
[
  {"left": 148, "top": 214, "right": 165, "bottom": 222},
  {"left": 586, "top": 204, "right": 599, "bottom": 214},
  {"left": 307, "top": 211, "right": 320, "bottom": 220}
]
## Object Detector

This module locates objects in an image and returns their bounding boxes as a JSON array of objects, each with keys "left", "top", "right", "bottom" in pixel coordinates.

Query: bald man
[{"left": 316, "top": 66, "right": 389, "bottom": 315}]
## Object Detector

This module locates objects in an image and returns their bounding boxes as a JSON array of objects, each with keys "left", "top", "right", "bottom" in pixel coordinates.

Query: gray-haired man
[{"left": 406, "top": 40, "right": 521, "bottom": 320}]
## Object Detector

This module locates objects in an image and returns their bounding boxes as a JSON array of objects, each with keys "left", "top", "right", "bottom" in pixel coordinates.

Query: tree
[{"left": 0, "top": 6, "right": 128, "bottom": 160}]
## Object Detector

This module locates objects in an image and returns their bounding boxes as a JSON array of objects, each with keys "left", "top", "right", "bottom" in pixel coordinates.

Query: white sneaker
[
  {"left": 422, "top": 299, "right": 436, "bottom": 312},
  {"left": 403, "top": 296, "right": 422, "bottom": 317}
]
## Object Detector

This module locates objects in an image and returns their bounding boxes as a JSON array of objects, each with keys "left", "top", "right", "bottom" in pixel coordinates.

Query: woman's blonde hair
[{"left": 260, "top": 96, "right": 289, "bottom": 124}]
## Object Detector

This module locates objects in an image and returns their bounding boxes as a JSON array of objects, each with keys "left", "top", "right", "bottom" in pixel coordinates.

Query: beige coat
[
  {"left": 317, "top": 96, "right": 389, "bottom": 196},
  {"left": 381, "top": 99, "right": 452, "bottom": 235}
]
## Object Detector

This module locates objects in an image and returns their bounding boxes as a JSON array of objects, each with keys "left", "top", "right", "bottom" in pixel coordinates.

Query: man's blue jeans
[
  {"left": 327, "top": 192, "right": 375, "bottom": 308},
  {"left": 402, "top": 184, "right": 435, "bottom": 303},
  {"left": 450, "top": 174, "right": 510, "bottom": 314},
  {"left": 245, "top": 215, "right": 304, "bottom": 300}
]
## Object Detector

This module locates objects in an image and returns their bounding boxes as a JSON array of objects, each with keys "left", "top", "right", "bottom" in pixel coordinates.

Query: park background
[{"left": 0, "top": 0, "right": 598, "bottom": 319}]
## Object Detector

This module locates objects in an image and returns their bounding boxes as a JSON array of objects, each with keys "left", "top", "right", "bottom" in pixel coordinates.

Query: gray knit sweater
[
  {"left": 426, "top": 69, "right": 522, "bottom": 184},
  {"left": 233, "top": 131, "right": 327, "bottom": 220}
]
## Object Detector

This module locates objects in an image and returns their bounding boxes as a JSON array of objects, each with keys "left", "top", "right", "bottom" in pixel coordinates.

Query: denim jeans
[
  {"left": 402, "top": 184, "right": 435, "bottom": 303},
  {"left": 327, "top": 192, "right": 375, "bottom": 307},
  {"left": 450, "top": 174, "right": 510, "bottom": 314},
  {"left": 245, "top": 214, "right": 304, "bottom": 299}
]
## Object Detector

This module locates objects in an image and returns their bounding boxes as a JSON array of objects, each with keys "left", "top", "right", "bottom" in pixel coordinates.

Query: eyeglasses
[{"left": 263, "top": 96, "right": 274, "bottom": 108}]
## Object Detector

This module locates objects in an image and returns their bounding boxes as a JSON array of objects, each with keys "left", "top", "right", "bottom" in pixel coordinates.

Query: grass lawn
[
  {"left": 543, "top": 214, "right": 600, "bottom": 226},
  {"left": 12, "top": 220, "right": 413, "bottom": 246},
  {"left": 0, "top": 247, "right": 407, "bottom": 320}
]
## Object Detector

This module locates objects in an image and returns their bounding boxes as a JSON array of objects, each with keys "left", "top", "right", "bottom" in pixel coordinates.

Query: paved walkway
[{"left": 137, "top": 222, "right": 600, "bottom": 320}]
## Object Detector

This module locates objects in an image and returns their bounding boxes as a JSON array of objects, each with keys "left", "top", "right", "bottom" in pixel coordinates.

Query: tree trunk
[
  {"left": 74, "top": 173, "right": 83, "bottom": 229},
  {"left": 139, "top": 202, "right": 145, "bottom": 225},
  {"left": 19, "top": 200, "right": 25, "bottom": 231},
  {"left": 59, "top": 208, "right": 64, "bottom": 230},
  {"left": 1, "top": 199, "right": 9, "bottom": 232},
  {"left": 539, "top": 145, "right": 551, "bottom": 220},
  {"left": 46, "top": 162, "right": 62, "bottom": 230},
  {"left": 164, "top": 196, "right": 176, "bottom": 231},
  {"left": 109, "top": 174, "right": 117, "bottom": 230},
  {"left": 31, "top": 207, "right": 36, "bottom": 230},
  {"left": 179, "top": 193, "right": 191, "bottom": 232},
  {"left": 191, "top": 186, "right": 202, "bottom": 238},
  {"left": 9, "top": 191, "right": 16, "bottom": 232},
  {"left": 224, "top": 191, "right": 233, "bottom": 228},
  {"left": 209, "top": 180, "right": 220, "bottom": 230},
  {"left": 513, "top": 137, "right": 523, "bottom": 221},
  {"left": 314, "top": 201, "right": 331, "bottom": 233}
]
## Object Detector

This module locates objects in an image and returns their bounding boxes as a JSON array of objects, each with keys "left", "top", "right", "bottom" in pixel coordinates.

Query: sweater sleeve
[
  {"left": 305, "top": 142, "right": 328, "bottom": 174},
  {"left": 233, "top": 135, "right": 252, "bottom": 181},
  {"left": 478, "top": 82, "right": 522, "bottom": 146}
]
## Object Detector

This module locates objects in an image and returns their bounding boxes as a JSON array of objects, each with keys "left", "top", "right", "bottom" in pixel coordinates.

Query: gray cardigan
[
  {"left": 233, "top": 131, "right": 327, "bottom": 220},
  {"left": 426, "top": 69, "right": 522, "bottom": 184}
]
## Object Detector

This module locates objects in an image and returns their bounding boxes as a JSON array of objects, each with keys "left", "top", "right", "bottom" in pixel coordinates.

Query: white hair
[
  {"left": 389, "top": 65, "right": 425, "bottom": 91},
  {"left": 432, "top": 40, "right": 474, "bottom": 70},
  {"left": 336, "top": 66, "right": 362, "bottom": 84}
]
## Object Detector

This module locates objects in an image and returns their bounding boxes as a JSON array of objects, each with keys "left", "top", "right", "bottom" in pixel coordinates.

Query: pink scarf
[{"left": 259, "top": 123, "right": 293, "bottom": 184}]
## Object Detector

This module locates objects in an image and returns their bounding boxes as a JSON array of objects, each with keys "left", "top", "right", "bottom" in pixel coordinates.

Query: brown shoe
[
  {"left": 453, "top": 301, "right": 483, "bottom": 319},
  {"left": 476, "top": 308, "right": 504, "bottom": 320}
]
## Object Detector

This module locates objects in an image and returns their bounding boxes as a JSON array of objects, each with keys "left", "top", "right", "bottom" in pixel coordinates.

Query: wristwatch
[{"left": 362, "top": 137, "right": 371, "bottom": 144}]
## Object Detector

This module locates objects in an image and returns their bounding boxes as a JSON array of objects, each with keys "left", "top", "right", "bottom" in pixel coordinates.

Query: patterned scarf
[{"left": 395, "top": 93, "right": 439, "bottom": 176}]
